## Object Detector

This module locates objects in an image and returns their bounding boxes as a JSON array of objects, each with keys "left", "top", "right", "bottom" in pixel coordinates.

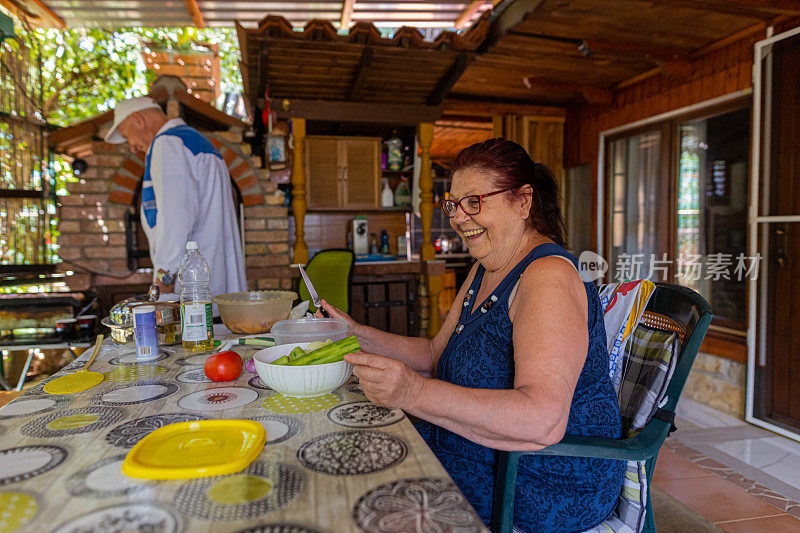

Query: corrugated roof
[{"left": 18, "top": 0, "right": 495, "bottom": 29}]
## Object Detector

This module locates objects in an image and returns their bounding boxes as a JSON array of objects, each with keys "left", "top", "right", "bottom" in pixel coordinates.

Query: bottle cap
[
  {"left": 186, "top": 241, "right": 199, "bottom": 250},
  {"left": 133, "top": 305, "right": 155, "bottom": 314}
]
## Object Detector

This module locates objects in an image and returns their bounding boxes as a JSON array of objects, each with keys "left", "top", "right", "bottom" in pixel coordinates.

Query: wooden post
[
  {"left": 418, "top": 122, "right": 434, "bottom": 262},
  {"left": 492, "top": 115, "right": 503, "bottom": 138},
  {"left": 291, "top": 118, "right": 308, "bottom": 264},
  {"left": 424, "top": 260, "right": 446, "bottom": 338}
]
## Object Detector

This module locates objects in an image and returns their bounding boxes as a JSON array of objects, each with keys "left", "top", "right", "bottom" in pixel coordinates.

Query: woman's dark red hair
[{"left": 449, "top": 138, "right": 566, "bottom": 246}]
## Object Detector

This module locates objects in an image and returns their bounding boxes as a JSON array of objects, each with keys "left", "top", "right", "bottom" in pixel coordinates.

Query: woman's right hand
[{"left": 316, "top": 299, "right": 362, "bottom": 338}]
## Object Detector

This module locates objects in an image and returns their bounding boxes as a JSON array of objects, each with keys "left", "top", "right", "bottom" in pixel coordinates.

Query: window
[
  {"left": 676, "top": 108, "right": 749, "bottom": 329},
  {"left": 605, "top": 103, "right": 750, "bottom": 331},
  {"left": 607, "top": 129, "right": 666, "bottom": 275},
  {"left": 0, "top": 35, "right": 56, "bottom": 270}
]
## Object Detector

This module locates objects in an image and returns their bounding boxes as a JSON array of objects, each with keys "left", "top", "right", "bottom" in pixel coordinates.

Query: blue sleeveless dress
[{"left": 416, "top": 243, "right": 624, "bottom": 532}]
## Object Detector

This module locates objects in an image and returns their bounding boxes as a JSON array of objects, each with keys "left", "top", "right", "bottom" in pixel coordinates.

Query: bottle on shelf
[
  {"left": 178, "top": 242, "right": 214, "bottom": 352},
  {"left": 386, "top": 131, "right": 403, "bottom": 171},
  {"left": 394, "top": 177, "right": 411, "bottom": 207},
  {"left": 380, "top": 230, "right": 390, "bottom": 254},
  {"left": 369, "top": 233, "right": 379, "bottom": 255},
  {"left": 381, "top": 178, "right": 394, "bottom": 208}
]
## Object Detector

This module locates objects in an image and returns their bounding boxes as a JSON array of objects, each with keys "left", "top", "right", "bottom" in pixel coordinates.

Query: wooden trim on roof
[
  {"left": 0, "top": 0, "right": 64, "bottom": 28},
  {"left": 172, "top": 89, "right": 248, "bottom": 130},
  {"left": 340, "top": 0, "right": 354, "bottom": 30},
  {"left": 443, "top": 98, "right": 566, "bottom": 118},
  {"left": 277, "top": 99, "right": 443, "bottom": 125},
  {"left": 477, "top": 0, "right": 544, "bottom": 54},
  {"left": 183, "top": 0, "right": 205, "bottom": 28},
  {"left": 454, "top": 0, "right": 485, "bottom": 31}
]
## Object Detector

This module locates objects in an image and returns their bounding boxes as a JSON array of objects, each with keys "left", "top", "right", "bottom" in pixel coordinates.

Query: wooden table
[{"left": 0, "top": 338, "right": 486, "bottom": 532}]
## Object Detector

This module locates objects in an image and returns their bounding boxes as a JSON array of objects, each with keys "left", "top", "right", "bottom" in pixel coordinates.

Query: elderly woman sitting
[{"left": 319, "top": 138, "right": 624, "bottom": 532}]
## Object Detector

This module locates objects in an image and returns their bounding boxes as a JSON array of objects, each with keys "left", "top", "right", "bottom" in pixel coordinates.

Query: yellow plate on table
[{"left": 121, "top": 420, "right": 266, "bottom": 480}]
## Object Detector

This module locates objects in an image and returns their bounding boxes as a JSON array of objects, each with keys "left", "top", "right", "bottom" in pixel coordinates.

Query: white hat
[{"left": 104, "top": 96, "right": 162, "bottom": 144}]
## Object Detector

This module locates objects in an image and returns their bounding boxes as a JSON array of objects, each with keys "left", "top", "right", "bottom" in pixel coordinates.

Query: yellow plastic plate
[{"left": 122, "top": 420, "right": 266, "bottom": 480}]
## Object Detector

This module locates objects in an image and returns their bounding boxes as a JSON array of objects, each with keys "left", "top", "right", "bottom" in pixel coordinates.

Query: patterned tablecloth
[{"left": 0, "top": 339, "right": 486, "bottom": 533}]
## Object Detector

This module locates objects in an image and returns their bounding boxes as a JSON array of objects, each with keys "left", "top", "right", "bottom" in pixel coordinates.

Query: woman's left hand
[{"left": 344, "top": 351, "right": 424, "bottom": 410}]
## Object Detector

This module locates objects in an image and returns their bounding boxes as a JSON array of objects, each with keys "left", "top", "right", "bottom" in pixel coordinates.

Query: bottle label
[{"left": 181, "top": 303, "right": 212, "bottom": 341}]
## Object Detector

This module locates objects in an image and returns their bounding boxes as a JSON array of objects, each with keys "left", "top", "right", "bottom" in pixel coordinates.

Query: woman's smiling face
[{"left": 449, "top": 167, "right": 527, "bottom": 268}]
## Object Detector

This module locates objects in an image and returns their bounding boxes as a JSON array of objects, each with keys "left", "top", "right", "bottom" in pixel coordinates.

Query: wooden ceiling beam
[
  {"left": 183, "top": 0, "right": 205, "bottom": 28},
  {"left": 347, "top": 46, "right": 373, "bottom": 101},
  {"left": 443, "top": 98, "right": 566, "bottom": 117},
  {"left": 477, "top": 0, "right": 545, "bottom": 54},
  {"left": 277, "top": 99, "right": 443, "bottom": 125},
  {"left": 523, "top": 77, "right": 612, "bottom": 105},
  {"left": 340, "top": 0, "right": 354, "bottom": 30},
  {"left": 426, "top": 53, "right": 471, "bottom": 106},
  {"left": 656, "top": 0, "right": 800, "bottom": 18},
  {"left": 582, "top": 39, "right": 690, "bottom": 63}
]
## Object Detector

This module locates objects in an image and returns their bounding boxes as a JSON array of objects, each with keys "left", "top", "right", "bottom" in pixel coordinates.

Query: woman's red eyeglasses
[{"left": 440, "top": 187, "right": 518, "bottom": 218}]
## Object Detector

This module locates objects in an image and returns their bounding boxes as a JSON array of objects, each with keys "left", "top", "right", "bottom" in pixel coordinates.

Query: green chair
[
  {"left": 491, "top": 282, "right": 713, "bottom": 533},
  {"left": 297, "top": 249, "right": 355, "bottom": 314}
]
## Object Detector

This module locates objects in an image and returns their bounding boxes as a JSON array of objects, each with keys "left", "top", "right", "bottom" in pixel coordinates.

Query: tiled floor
[{"left": 654, "top": 398, "right": 800, "bottom": 531}]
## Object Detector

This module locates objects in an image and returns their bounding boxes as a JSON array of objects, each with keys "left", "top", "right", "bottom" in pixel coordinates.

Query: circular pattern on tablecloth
[
  {"left": 50, "top": 502, "right": 182, "bottom": 533},
  {"left": 0, "top": 395, "right": 70, "bottom": 420},
  {"left": 327, "top": 401, "right": 405, "bottom": 428},
  {"left": 249, "top": 415, "right": 302, "bottom": 445},
  {"left": 344, "top": 378, "right": 364, "bottom": 396},
  {"left": 25, "top": 377, "right": 60, "bottom": 396},
  {"left": 91, "top": 380, "right": 178, "bottom": 406},
  {"left": 105, "top": 412, "right": 209, "bottom": 448},
  {"left": 175, "top": 354, "right": 209, "bottom": 366},
  {"left": 297, "top": 430, "right": 406, "bottom": 476},
  {"left": 103, "top": 365, "right": 167, "bottom": 383},
  {"left": 108, "top": 349, "right": 169, "bottom": 365},
  {"left": 235, "top": 525, "right": 322, "bottom": 533},
  {"left": 174, "top": 461, "right": 304, "bottom": 521},
  {"left": 20, "top": 407, "right": 124, "bottom": 438},
  {"left": 66, "top": 455, "right": 154, "bottom": 498},
  {"left": 177, "top": 387, "right": 259, "bottom": 412},
  {"left": 248, "top": 376, "right": 272, "bottom": 390},
  {"left": 261, "top": 393, "right": 339, "bottom": 414},
  {"left": 0, "top": 445, "right": 67, "bottom": 486},
  {"left": 352, "top": 478, "right": 483, "bottom": 533},
  {"left": 0, "top": 491, "right": 38, "bottom": 533},
  {"left": 176, "top": 368, "right": 212, "bottom": 383}
]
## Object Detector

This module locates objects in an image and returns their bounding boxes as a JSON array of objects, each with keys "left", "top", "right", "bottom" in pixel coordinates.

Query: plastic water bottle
[{"left": 179, "top": 241, "right": 214, "bottom": 351}]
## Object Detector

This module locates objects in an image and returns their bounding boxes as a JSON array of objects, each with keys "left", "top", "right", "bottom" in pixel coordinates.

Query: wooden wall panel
[{"left": 560, "top": 24, "right": 800, "bottom": 249}]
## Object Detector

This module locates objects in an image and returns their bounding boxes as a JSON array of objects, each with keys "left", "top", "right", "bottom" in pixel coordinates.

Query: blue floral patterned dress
[{"left": 416, "top": 243, "right": 624, "bottom": 532}]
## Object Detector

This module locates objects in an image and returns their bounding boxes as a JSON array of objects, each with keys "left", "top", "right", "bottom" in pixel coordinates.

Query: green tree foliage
[{"left": 29, "top": 26, "right": 242, "bottom": 127}]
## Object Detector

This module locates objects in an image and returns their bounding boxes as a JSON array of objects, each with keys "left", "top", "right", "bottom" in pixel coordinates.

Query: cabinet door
[
  {"left": 342, "top": 139, "right": 379, "bottom": 210},
  {"left": 306, "top": 138, "right": 341, "bottom": 209}
]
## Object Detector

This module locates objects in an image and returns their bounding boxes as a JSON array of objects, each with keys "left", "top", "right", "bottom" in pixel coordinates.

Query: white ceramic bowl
[{"left": 253, "top": 342, "right": 352, "bottom": 398}]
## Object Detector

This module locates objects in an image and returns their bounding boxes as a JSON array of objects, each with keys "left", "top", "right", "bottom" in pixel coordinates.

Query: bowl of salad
[{"left": 252, "top": 337, "right": 359, "bottom": 397}]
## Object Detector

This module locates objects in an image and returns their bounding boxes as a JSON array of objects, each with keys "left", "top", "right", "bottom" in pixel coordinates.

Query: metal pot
[{"left": 101, "top": 316, "right": 182, "bottom": 345}]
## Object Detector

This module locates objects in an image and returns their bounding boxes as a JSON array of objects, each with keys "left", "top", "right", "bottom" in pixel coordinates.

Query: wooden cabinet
[{"left": 305, "top": 136, "right": 380, "bottom": 210}]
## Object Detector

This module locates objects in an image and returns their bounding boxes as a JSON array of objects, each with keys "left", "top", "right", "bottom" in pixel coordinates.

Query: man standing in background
[{"left": 104, "top": 97, "right": 246, "bottom": 296}]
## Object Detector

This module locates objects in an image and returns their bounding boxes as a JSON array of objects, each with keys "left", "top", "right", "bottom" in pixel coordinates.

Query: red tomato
[{"left": 204, "top": 351, "right": 243, "bottom": 382}]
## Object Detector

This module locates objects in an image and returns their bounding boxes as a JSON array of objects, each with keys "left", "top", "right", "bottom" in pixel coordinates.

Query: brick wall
[
  {"left": 57, "top": 133, "right": 292, "bottom": 293},
  {"left": 143, "top": 47, "right": 221, "bottom": 103},
  {"left": 57, "top": 142, "right": 131, "bottom": 290}
]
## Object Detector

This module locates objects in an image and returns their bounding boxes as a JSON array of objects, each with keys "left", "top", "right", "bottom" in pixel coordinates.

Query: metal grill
[{"left": 0, "top": 36, "right": 55, "bottom": 268}]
